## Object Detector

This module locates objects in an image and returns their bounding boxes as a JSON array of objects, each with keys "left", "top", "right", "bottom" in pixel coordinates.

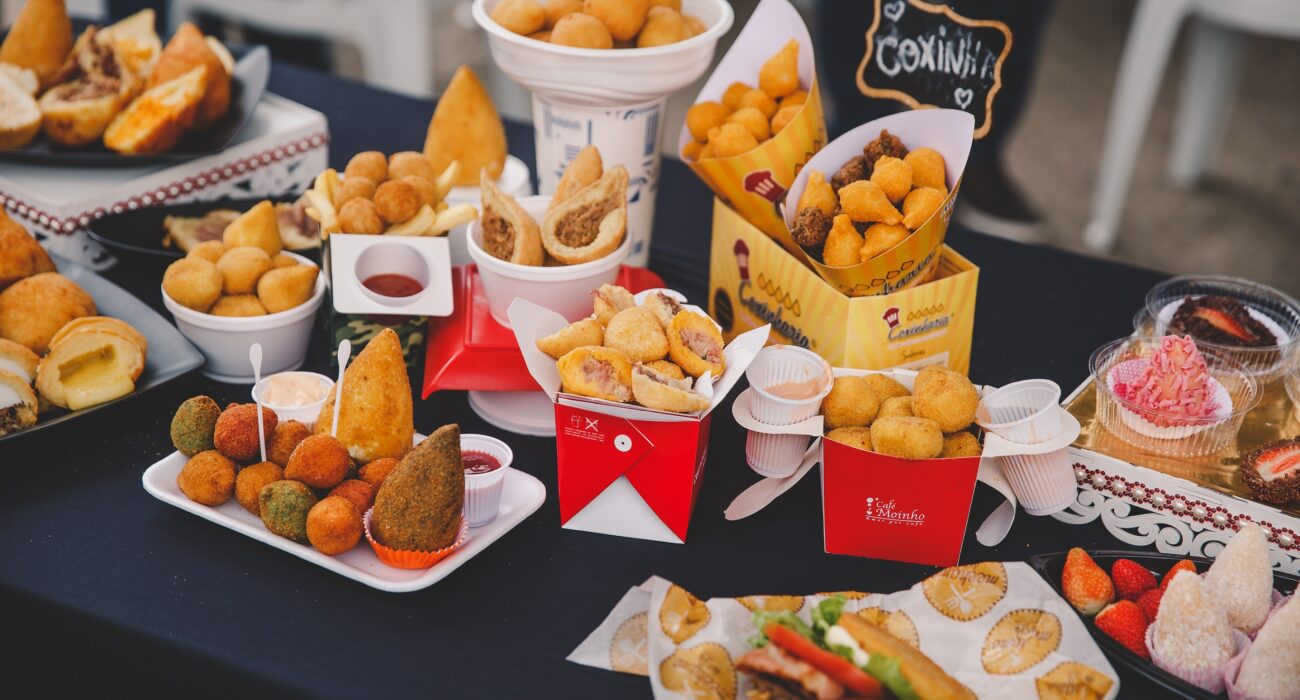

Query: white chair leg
[
  {"left": 1083, "top": 0, "right": 1191, "bottom": 253},
  {"left": 1167, "top": 19, "right": 1247, "bottom": 187}
]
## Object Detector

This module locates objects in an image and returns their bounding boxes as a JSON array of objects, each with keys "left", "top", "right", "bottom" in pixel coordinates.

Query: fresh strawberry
[
  {"left": 1062, "top": 548, "right": 1115, "bottom": 616},
  {"left": 1254, "top": 441, "right": 1300, "bottom": 479},
  {"left": 1193, "top": 307, "right": 1254, "bottom": 342},
  {"left": 1137, "top": 587, "right": 1164, "bottom": 622},
  {"left": 1095, "top": 600, "right": 1151, "bottom": 659},
  {"left": 1160, "top": 559, "right": 1197, "bottom": 589},
  {"left": 1111, "top": 559, "right": 1157, "bottom": 601}
]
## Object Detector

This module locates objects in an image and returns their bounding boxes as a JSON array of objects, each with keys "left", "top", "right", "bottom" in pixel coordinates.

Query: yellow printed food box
[{"left": 709, "top": 199, "right": 978, "bottom": 372}]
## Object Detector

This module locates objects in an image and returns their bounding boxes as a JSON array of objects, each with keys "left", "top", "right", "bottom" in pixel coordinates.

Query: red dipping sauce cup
[{"left": 460, "top": 434, "right": 512, "bottom": 527}]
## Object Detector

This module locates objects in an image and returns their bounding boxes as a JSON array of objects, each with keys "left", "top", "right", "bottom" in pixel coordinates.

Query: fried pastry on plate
[
  {"left": 38, "top": 27, "right": 141, "bottom": 146},
  {"left": 0, "top": 338, "right": 38, "bottom": 384},
  {"left": 0, "top": 209, "right": 55, "bottom": 290},
  {"left": 36, "top": 326, "right": 144, "bottom": 410},
  {"left": 667, "top": 310, "right": 725, "bottom": 379},
  {"left": 0, "top": 369, "right": 37, "bottom": 435},
  {"left": 631, "top": 362, "right": 708, "bottom": 413},
  {"left": 642, "top": 290, "right": 682, "bottom": 329},
  {"left": 548, "top": 145, "right": 603, "bottom": 212},
  {"left": 0, "top": 0, "right": 73, "bottom": 89},
  {"left": 315, "top": 328, "right": 414, "bottom": 463},
  {"left": 603, "top": 307, "right": 668, "bottom": 362},
  {"left": 0, "top": 272, "right": 95, "bottom": 353},
  {"left": 424, "top": 66, "right": 507, "bottom": 186},
  {"left": 0, "top": 71, "right": 41, "bottom": 149},
  {"left": 541, "top": 165, "right": 627, "bottom": 265},
  {"left": 103, "top": 65, "right": 207, "bottom": 154},
  {"left": 593, "top": 284, "right": 634, "bottom": 325},
  {"left": 557, "top": 345, "right": 632, "bottom": 403},
  {"left": 148, "top": 21, "right": 228, "bottom": 129},
  {"left": 480, "top": 170, "right": 543, "bottom": 266},
  {"left": 536, "top": 318, "right": 603, "bottom": 359}
]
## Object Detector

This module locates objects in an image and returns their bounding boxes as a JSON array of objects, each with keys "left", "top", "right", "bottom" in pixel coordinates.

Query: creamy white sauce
[
  {"left": 825, "top": 625, "right": 870, "bottom": 668},
  {"left": 261, "top": 373, "right": 330, "bottom": 407},
  {"left": 0, "top": 357, "right": 31, "bottom": 383}
]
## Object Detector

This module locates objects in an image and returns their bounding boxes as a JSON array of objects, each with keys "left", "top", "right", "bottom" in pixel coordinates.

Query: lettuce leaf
[
  {"left": 811, "top": 596, "right": 847, "bottom": 637},
  {"left": 747, "top": 611, "right": 813, "bottom": 648},
  {"left": 865, "top": 654, "right": 920, "bottom": 700}
]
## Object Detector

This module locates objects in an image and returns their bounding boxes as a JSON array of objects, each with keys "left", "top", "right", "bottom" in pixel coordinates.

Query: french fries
[{"left": 303, "top": 154, "right": 475, "bottom": 237}]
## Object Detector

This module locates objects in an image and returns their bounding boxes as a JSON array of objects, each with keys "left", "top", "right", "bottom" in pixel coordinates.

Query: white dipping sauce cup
[{"left": 461, "top": 433, "right": 513, "bottom": 527}]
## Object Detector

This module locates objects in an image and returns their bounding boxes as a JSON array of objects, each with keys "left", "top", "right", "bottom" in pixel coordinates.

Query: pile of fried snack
[
  {"left": 162, "top": 201, "right": 319, "bottom": 316},
  {"left": 821, "top": 365, "right": 982, "bottom": 460},
  {"left": 490, "top": 0, "right": 709, "bottom": 49},
  {"left": 790, "top": 130, "right": 948, "bottom": 267},
  {"left": 0, "top": 3, "right": 236, "bottom": 154},
  {"left": 171, "top": 329, "right": 467, "bottom": 563},
  {"left": 682, "top": 40, "right": 805, "bottom": 160},
  {"left": 0, "top": 211, "right": 147, "bottom": 434},
  {"left": 163, "top": 200, "right": 320, "bottom": 254},
  {"left": 480, "top": 145, "right": 627, "bottom": 266},
  {"left": 535, "top": 285, "right": 724, "bottom": 413}
]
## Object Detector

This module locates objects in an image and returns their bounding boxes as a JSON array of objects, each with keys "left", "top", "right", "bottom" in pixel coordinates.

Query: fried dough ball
[
  {"left": 216, "top": 245, "right": 272, "bottom": 294},
  {"left": 721, "top": 81, "right": 750, "bottom": 111},
  {"left": 823, "top": 215, "right": 864, "bottom": 267},
  {"left": 593, "top": 284, "right": 635, "bottom": 325},
  {"left": 257, "top": 264, "right": 318, "bottom": 314},
  {"left": 798, "top": 170, "right": 837, "bottom": 216},
  {"left": 643, "top": 359, "right": 684, "bottom": 380},
  {"left": 583, "top": 0, "right": 648, "bottom": 41},
  {"left": 860, "top": 223, "right": 910, "bottom": 261},
  {"left": 163, "top": 257, "right": 222, "bottom": 311},
  {"left": 209, "top": 294, "right": 267, "bottom": 317},
  {"left": 826, "top": 426, "right": 872, "bottom": 452},
  {"left": 388, "top": 151, "right": 436, "bottom": 182},
  {"left": 648, "top": 0, "right": 679, "bottom": 8},
  {"left": 637, "top": 6, "right": 689, "bottom": 47},
  {"left": 187, "top": 240, "right": 225, "bottom": 264},
  {"left": 373, "top": 180, "right": 422, "bottom": 225},
  {"left": 770, "top": 104, "right": 800, "bottom": 135},
  {"left": 259, "top": 480, "right": 317, "bottom": 543},
  {"left": 545, "top": 0, "right": 583, "bottom": 26},
  {"left": 604, "top": 307, "right": 669, "bottom": 362},
  {"left": 681, "top": 140, "right": 703, "bottom": 160},
  {"left": 344, "top": 151, "right": 387, "bottom": 183},
  {"left": 876, "top": 396, "right": 914, "bottom": 420},
  {"left": 328, "top": 479, "right": 376, "bottom": 514},
  {"left": 402, "top": 175, "right": 437, "bottom": 208},
  {"left": 864, "top": 374, "right": 910, "bottom": 402},
  {"left": 737, "top": 88, "right": 778, "bottom": 119},
  {"left": 177, "top": 450, "right": 237, "bottom": 506},
  {"left": 759, "top": 39, "right": 799, "bottom": 98},
  {"left": 667, "top": 311, "right": 725, "bottom": 378},
  {"left": 821, "top": 375, "right": 879, "bottom": 429},
  {"left": 359, "top": 457, "right": 399, "bottom": 488},
  {"left": 529, "top": 29, "right": 552, "bottom": 41},
  {"left": 904, "top": 147, "right": 946, "bottom": 191},
  {"left": 870, "top": 156, "right": 913, "bottom": 203},
  {"left": 285, "top": 433, "right": 351, "bottom": 489},
  {"left": 790, "top": 207, "right": 832, "bottom": 250},
  {"left": 267, "top": 419, "right": 310, "bottom": 468},
  {"left": 536, "top": 317, "right": 603, "bottom": 359},
  {"left": 941, "top": 431, "right": 982, "bottom": 458},
  {"left": 306, "top": 496, "right": 363, "bottom": 555},
  {"left": 214, "top": 403, "right": 278, "bottom": 462},
  {"left": 686, "top": 101, "right": 729, "bottom": 143},
  {"left": 271, "top": 253, "right": 299, "bottom": 269},
  {"left": 235, "top": 461, "right": 283, "bottom": 514},
  {"left": 913, "top": 368, "right": 979, "bottom": 432},
  {"left": 902, "top": 187, "right": 945, "bottom": 231},
  {"left": 492, "top": 0, "right": 547, "bottom": 35},
  {"left": 171, "top": 395, "right": 221, "bottom": 456},
  {"left": 863, "top": 129, "right": 908, "bottom": 165},
  {"left": 871, "top": 417, "right": 943, "bottom": 459},
  {"left": 838, "top": 180, "right": 902, "bottom": 225},
  {"left": 914, "top": 365, "right": 951, "bottom": 394},
  {"left": 831, "top": 156, "right": 869, "bottom": 192},
  {"left": 334, "top": 175, "right": 376, "bottom": 208},
  {"left": 643, "top": 290, "right": 682, "bottom": 328},
  {"left": 708, "top": 123, "right": 759, "bottom": 158},
  {"left": 338, "top": 197, "right": 385, "bottom": 234},
  {"left": 726, "top": 107, "right": 770, "bottom": 142},
  {"left": 550, "top": 11, "right": 614, "bottom": 48},
  {"left": 780, "top": 90, "right": 808, "bottom": 109},
  {"left": 683, "top": 13, "right": 706, "bottom": 35},
  {"left": 557, "top": 345, "right": 633, "bottom": 402}
]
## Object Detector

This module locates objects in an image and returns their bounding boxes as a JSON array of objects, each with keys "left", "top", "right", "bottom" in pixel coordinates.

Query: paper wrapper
[
  {"left": 679, "top": 0, "right": 827, "bottom": 245},
  {"left": 1146, "top": 625, "right": 1249, "bottom": 695},
  {"left": 569, "top": 563, "right": 1120, "bottom": 699}
]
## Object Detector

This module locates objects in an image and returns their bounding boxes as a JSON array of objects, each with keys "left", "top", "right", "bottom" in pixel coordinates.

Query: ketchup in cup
[
  {"left": 361, "top": 273, "right": 423, "bottom": 298},
  {"left": 460, "top": 435, "right": 512, "bottom": 528},
  {"left": 463, "top": 451, "right": 502, "bottom": 475}
]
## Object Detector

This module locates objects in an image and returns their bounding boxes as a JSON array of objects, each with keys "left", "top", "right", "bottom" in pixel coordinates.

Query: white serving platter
[{"left": 142, "top": 444, "right": 545, "bottom": 593}]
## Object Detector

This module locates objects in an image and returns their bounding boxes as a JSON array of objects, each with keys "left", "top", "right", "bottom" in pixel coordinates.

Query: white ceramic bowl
[
  {"left": 250, "top": 371, "right": 333, "bottom": 430},
  {"left": 162, "top": 251, "right": 326, "bottom": 383},
  {"left": 444, "top": 155, "right": 533, "bottom": 267},
  {"left": 472, "top": 0, "right": 734, "bottom": 106},
  {"left": 465, "top": 194, "right": 628, "bottom": 327}
]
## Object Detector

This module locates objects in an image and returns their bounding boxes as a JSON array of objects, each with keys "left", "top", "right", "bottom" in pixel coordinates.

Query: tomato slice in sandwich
[{"left": 765, "top": 623, "right": 885, "bottom": 699}]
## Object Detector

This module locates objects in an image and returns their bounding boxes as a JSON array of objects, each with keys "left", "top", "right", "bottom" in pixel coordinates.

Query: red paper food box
[{"left": 509, "top": 295, "right": 770, "bottom": 543}]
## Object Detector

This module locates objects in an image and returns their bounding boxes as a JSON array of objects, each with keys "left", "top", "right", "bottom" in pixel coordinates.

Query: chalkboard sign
[{"left": 857, "top": 0, "right": 1012, "bottom": 139}]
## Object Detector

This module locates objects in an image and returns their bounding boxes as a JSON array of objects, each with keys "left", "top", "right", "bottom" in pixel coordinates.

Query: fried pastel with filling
[
  {"left": 36, "top": 327, "right": 144, "bottom": 410},
  {"left": 0, "top": 338, "right": 39, "bottom": 385},
  {"left": 667, "top": 310, "right": 725, "bottom": 379},
  {"left": 541, "top": 165, "right": 627, "bottom": 264},
  {"left": 838, "top": 180, "right": 902, "bottom": 225},
  {"left": 536, "top": 317, "right": 603, "bottom": 359},
  {"left": 557, "top": 346, "right": 633, "bottom": 403},
  {"left": 0, "top": 370, "right": 37, "bottom": 436},
  {"left": 631, "top": 362, "right": 708, "bottom": 413},
  {"left": 643, "top": 290, "right": 682, "bottom": 329},
  {"left": 548, "top": 144, "right": 603, "bottom": 212},
  {"left": 643, "top": 359, "right": 684, "bottom": 380},
  {"left": 593, "top": 284, "right": 634, "bottom": 325},
  {"left": 604, "top": 307, "right": 669, "bottom": 362},
  {"left": 479, "top": 170, "right": 543, "bottom": 266}
]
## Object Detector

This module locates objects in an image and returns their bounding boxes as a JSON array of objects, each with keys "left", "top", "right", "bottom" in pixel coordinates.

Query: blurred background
[{"left": 7, "top": 0, "right": 1297, "bottom": 294}]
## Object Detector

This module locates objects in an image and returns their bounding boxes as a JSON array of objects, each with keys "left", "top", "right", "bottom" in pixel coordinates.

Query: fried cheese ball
[
  {"left": 187, "top": 240, "right": 226, "bottom": 264},
  {"left": 797, "top": 170, "right": 837, "bottom": 216},
  {"left": 721, "top": 82, "right": 750, "bottom": 111},
  {"left": 213, "top": 403, "right": 278, "bottom": 462},
  {"left": 913, "top": 365, "right": 950, "bottom": 394},
  {"left": 823, "top": 215, "right": 865, "bottom": 267},
  {"left": 643, "top": 359, "right": 685, "bottom": 380},
  {"left": 871, "top": 417, "right": 943, "bottom": 459},
  {"left": 328, "top": 479, "right": 376, "bottom": 514},
  {"left": 492, "top": 0, "right": 547, "bottom": 35},
  {"left": 864, "top": 374, "right": 910, "bottom": 402},
  {"left": 860, "top": 223, "right": 909, "bottom": 261},
  {"left": 941, "top": 431, "right": 982, "bottom": 458},
  {"left": 648, "top": 0, "right": 680, "bottom": 8},
  {"left": 913, "top": 368, "right": 979, "bottom": 432},
  {"left": 272, "top": 253, "right": 299, "bottom": 269},
  {"left": 551, "top": 12, "right": 613, "bottom": 48},
  {"left": 643, "top": 290, "right": 682, "bottom": 328},
  {"left": 536, "top": 317, "right": 604, "bottom": 359},
  {"left": 770, "top": 104, "right": 800, "bottom": 135},
  {"left": 686, "top": 101, "right": 729, "bottom": 142},
  {"left": 759, "top": 39, "right": 799, "bottom": 98},
  {"left": 373, "top": 179, "right": 422, "bottom": 224},
  {"left": 726, "top": 107, "right": 770, "bottom": 142},
  {"left": 604, "top": 307, "right": 669, "bottom": 362},
  {"left": 870, "top": 156, "right": 913, "bottom": 204},
  {"left": 359, "top": 457, "right": 399, "bottom": 488},
  {"left": 737, "top": 88, "right": 778, "bottom": 119},
  {"left": 267, "top": 419, "right": 310, "bottom": 468},
  {"left": 338, "top": 197, "right": 385, "bottom": 234},
  {"left": 334, "top": 175, "right": 376, "bottom": 208},
  {"left": 171, "top": 395, "right": 221, "bottom": 456},
  {"left": 545, "top": 0, "right": 583, "bottom": 26},
  {"left": 163, "top": 257, "right": 222, "bottom": 311},
  {"left": 235, "top": 461, "right": 283, "bottom": 514},
  {"left": 826, "top": 426, "right": 872, "bottom": 452},
  {"left": 402, "top": 175, "right": 437, "bottom": 208},
  {"left": 838, "top": 180, "right": 902, "bottom": 225},
  {"left": 344, "top": 151, "right": 387, "bottom": 183},
  {"left": 709, "top": 123, "right": 759, "bottom": 158},
  {"left": 306, "top": 496, "right": 363, "bottom": 555},
  {"left": 259, "top": 480, "right": 317, "bottom": 543},
  {"left": 216, "top": 245, "right": 272, "bottom": 295},
  {"left": 177, "top": 450, "right": 237, "bottom": 506},
  {"left": 904, "top": 147, "right": 946, "bottom": 191},
  {"left": 876, "top": 396, "right": 914, "bottom": 420},
  {"left": 667, "top": 311, "right": 725, "bottom": 378},
  {"left": 902, "top": 187, "right": 945, "bottom": 231},
  {"left": 583, "top": 0, "right": 648, "bottom": 41},
  {"left": 209, "top": 294, "right": 267, "bottom": 317},
  {"left": 637, "top": 6, "right": 689, "bottom": 47},
  {"left": 558, "top": 345, "right": 633, "bottom": 402},
  {"left": 285, "top": 434, "right": 351, "bottom": 489},
  {"left": 821, "top": 375, "right": 879, "bottom": 429},
  {"left": 780, "top": 90, "right": 808, "bottom": 109},
  {"left": 257, "top": 264, "right": 318, "bottom": 314},
  {"left": 593, "top": 284, "right": 635, "bottom": 325},
  {"left": 387, "top": 151, "right": 436, "bottom": 181}
]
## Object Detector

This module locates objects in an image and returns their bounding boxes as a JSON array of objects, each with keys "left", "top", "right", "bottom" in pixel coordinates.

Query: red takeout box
[{"left": 509, "top": 295, "right": 770, "bottom": 543}]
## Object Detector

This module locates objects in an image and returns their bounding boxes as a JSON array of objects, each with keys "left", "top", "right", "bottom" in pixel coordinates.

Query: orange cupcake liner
[{"left": 363, "top": 508, "right": 467, "bottom": 570}]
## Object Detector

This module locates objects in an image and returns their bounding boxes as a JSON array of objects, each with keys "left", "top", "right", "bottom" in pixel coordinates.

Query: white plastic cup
[
  {"left": 743, "top": 346, "right": 833, "bottom": 478},
  {"left": 250, "top": 371, "right": 333, "bottom": 430},
  {"left": 461, "top": 434, "right": 513, "bottom": 527},
  {"left": 976, "top": 379, "right": 1063, "bottom": 444},
  {"left": 996, "top": 451, "right": 1078, "bottom": 516}
]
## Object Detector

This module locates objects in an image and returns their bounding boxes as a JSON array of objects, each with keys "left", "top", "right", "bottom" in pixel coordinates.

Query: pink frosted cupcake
[{"left": 1108, "top": 335, "right": 1230, "bottom": 437}]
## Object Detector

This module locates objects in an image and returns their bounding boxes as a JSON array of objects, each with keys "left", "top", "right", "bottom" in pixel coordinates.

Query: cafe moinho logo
[
  {"left": 733, "top": 240, "right": 810, "bottom": 348},
  {"left": 864, "top": 496, "right": 926, "bottom": 526}
]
